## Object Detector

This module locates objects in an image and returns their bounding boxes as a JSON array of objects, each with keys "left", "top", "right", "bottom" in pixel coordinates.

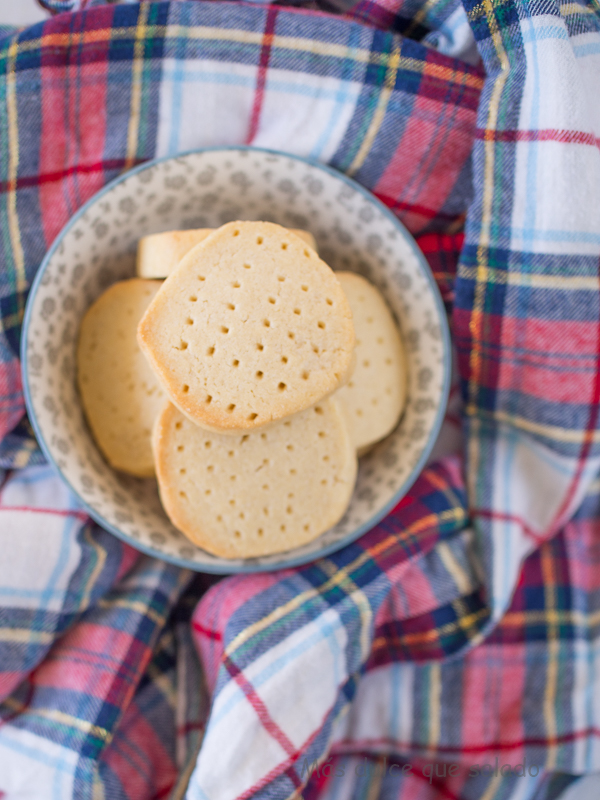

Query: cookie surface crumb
[
  {"left": 335, "top": 271, "right": 406, "bottom": 452},
  {"left": 77, "top": 279, "right": 165, "bottom": 476},
  {"left": 138, "top": 221, "right": 354, "bottom": 433},
  {"left": 153, "top": 397, "right": 357, "bottom": 558}
]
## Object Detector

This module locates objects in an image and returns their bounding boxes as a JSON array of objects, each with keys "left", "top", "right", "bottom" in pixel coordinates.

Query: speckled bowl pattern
[{"left": 22, "top": 148, "right": 450, "bottom": 573}]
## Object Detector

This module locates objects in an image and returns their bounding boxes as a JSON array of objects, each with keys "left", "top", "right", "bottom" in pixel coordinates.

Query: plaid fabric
[{"left": 1, "top": 0, "right": 600, "bottom": 798}]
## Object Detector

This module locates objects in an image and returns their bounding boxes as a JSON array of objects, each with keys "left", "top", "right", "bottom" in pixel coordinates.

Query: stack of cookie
[{"left": 77, "top": 221, "right": 406, "bottom": 558}]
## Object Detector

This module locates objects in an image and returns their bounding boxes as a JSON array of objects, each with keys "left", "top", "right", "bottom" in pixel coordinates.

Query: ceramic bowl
[{"left": 22, "top": 147, "right": 450, "bottom": 573}]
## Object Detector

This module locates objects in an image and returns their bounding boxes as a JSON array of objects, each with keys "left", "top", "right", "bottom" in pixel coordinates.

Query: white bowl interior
[{"left": 23, "top": 149, "right": 449, "bottom": 572}]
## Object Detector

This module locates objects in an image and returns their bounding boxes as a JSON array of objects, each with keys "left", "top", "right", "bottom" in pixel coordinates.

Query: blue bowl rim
[{"left": 21, "top": 144, "right": 452, "bottom": 574}]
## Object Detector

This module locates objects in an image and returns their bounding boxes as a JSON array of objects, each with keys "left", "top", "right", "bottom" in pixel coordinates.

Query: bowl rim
[{"left": 21, "top": 144, "right": 452, "bottom": 573}]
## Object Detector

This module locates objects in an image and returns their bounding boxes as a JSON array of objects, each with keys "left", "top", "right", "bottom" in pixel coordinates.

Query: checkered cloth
[{"left": 1, "top": 0, "right": 600, "bottom": 797}]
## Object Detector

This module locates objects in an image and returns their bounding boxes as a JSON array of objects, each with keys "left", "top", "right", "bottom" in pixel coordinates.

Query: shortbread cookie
[
  {"left": 335, "top": 272, "right": 406, "bottom": 453},
  {"left": 78, "top": 279, "right": 166, "bottom": 477},
  {"left": 138, "top": 221, "right": 355, "bottom": 433},
  {"left": 153, "top": 398, "right": 357, "bottom": 558},
  {"left": 137, "top": 227, "right": 318, "bottom": 279}
]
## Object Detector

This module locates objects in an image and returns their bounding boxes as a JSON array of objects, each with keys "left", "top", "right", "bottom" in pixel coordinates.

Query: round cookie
[
  {"left": 77, "top": 279, "right": 166, "bottom": 477},
  {"left": 153, "top": 398, "right": 357, "bottom": 559},
  {"left": 138, "top": 221, "right": 355, "bottom": 434},
  {"left": 136, "top": 227, "right": 318, "bottom": 279},
  {"left": 335, "top": 272, "right": 407, "bottom": 453}
]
